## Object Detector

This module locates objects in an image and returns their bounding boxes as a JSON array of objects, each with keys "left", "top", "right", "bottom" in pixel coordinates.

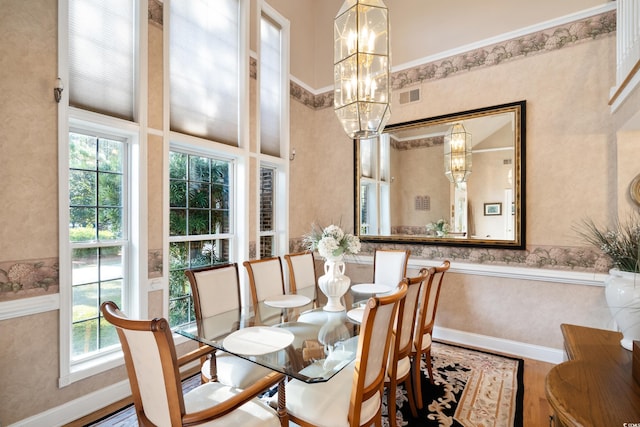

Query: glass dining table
[{"left": 175, "top": 300, "right": 361, "bottom": 425}]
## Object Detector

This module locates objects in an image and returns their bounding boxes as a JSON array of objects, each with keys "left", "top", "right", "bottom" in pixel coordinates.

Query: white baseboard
[
  {"left": 7, "top": 380, "right": 131, "bottom": 427},
  {"left": 8, "top": 360, "right": 201, "bottom": 427},
  {"left": 433, "top": 326, "right": 564, "bottom": 364}
]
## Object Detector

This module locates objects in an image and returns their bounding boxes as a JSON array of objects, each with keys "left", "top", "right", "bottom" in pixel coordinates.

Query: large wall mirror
[{"left": 355, "top": 100, "right": 526, "bottom": 249}]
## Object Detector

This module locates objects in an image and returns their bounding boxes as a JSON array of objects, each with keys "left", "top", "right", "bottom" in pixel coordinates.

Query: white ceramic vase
[
  {"left": 318, "top": 255, "right": 351, "bottom": 312},
  {"left": 605, "top": 268, "right": 640, "bottom": 350}
]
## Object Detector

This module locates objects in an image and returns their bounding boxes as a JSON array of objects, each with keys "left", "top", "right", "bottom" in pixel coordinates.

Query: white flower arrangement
[
  {"left": 305, "top": 223, "right": 361, "bottom": 260},
  {"left": 426, "top": 218, "right": 450, "bottom": 234}
]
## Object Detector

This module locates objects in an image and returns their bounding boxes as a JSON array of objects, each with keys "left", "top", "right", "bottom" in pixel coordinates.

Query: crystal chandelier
[
  {"left": 334, "top": 0, "right": 391, "bottom": 139},
  {"left": 444, "top": 123, "right": 472, "bottom": 184}
]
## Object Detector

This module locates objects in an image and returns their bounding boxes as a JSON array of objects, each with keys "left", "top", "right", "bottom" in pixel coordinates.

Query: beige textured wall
[
  {"left": 392, "top": 146, "right": 450, "bottom": 227},
  {"left": 0, "top": 0, "right": 58, "bottom": 262},
  {"left": 288, "top": 104, "right": 355, "bottom": 238},
  {"left": 436, "top": 273, "right": 611, "bottom": 348},
  {"left": 617, "top": 130, "right": 640, "bottom": 216},
  {"left": 148, "top": 22, "right": 164, "bottom": 252},
  {"left": 342, "top": 263, "right": 612, "bottom": 349},
  {"left": 282, "top": 0, "right": 610, "bottom": 89}
]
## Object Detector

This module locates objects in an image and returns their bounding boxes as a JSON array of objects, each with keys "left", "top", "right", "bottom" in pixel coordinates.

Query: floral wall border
[
  {"left": 0, "top": 258, "right": 59, "bottom": 302},
  {"left": 288, "top": 238, "right": 612, "bottom": 274}
]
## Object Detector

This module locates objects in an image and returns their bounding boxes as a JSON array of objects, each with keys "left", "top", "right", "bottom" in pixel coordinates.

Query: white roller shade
[
  {"left": 69, "top": 0, "right": 135, "bottom": 120},
  {"left": 170, "top": 0, "right": 240, "bottom": 146},
  {"left": 260, "top": 14, "right": 282, "bottom": 157}
]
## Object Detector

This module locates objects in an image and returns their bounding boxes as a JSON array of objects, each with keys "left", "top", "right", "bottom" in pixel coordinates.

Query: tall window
[
  {"left": 259, "top": 166, "right": 276, "bottom": 257},
  {"left": 68, "top": 130, "right": 127, "bottom": 361},
  {"left": 68, "top": 0, "right": 135, "bottom": 120},
  {"left": 168, "top": 150, "right": 233, "bottom": 327},
  {"left": 260, "top": 13, "right": 283, "bottom": 157},
  {"left": 167, "top": 0, "right": 245, "bottom": 323},
  {"left": 60, "top": 0, "right": 143, "bottom": 385},
  {"left": 170, "top": 0, "right": 241, "bottom": 146},
  {"left": 255, "top": 4, "right": 289, "bottom": 259}
]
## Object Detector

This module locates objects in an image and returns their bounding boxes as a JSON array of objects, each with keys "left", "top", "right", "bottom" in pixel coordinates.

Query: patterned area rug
[
  {"left": 88, "top": 342, "right": 523, "bottom": 427},
  {"left": 385, "top": 342, "right": 524, "bottom": 427}
]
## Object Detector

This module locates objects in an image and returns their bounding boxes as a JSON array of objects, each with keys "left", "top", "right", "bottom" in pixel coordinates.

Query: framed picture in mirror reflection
[{"left": 484, "top": 202, "right": 502, "bottom": 216}]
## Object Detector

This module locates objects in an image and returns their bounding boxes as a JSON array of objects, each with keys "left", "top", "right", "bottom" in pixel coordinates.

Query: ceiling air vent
[
  {"left": 399, "top": 88, "right": 420, "bottom": 105},
  {"left": 503, "top": 159, "right": 513, "bottom": 165}
]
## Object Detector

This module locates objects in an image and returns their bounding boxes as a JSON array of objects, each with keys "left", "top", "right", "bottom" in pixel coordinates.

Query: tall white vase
[
  {"left": 318, "top": 255, "right": 351, "bottom": 312},
  {"left": 605, "top": 268, "right": 640, "bottom": 350}
]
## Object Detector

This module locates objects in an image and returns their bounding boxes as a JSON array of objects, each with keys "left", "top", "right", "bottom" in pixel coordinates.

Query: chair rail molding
[{"left": 0, "top": 294, "right": 59, "bottom": 321}]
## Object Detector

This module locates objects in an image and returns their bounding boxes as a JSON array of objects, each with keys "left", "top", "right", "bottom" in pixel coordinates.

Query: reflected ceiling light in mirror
[
  {"left": 444, "top": 123, "right": 472, "bottom": 184},
  {"left": 334, "top": 0, "right": 391, "bottom": 139}
]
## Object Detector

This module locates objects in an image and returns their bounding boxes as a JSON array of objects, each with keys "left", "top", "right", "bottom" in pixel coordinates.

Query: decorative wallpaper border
[
  {"left": 149, "top": 0, "right": 162, "bottom": 27},
  {"left": 288, "top": 238, "right": 612, "bottom": 274},
  {"left": 392, "top": 135, "right": 443, "bottom": 151},
  {"left": 0, "top": 258, "right": 59, "bottom": 302}
]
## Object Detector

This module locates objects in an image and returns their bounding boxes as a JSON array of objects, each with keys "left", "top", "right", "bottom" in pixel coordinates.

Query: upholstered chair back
[
  {"left": 350, "top": 283, "right": 408, "bottom": 425},
  {"left": 373, "top": 249, "right": 410, "bottom": 288},
  {"left": 284, "top": 251, "right": 317, "bottom": 302}
]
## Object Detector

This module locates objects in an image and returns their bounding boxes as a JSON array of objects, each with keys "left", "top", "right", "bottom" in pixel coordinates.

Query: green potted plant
[{"left": 576, "top": 212, "right": 640, "bottom": 350}]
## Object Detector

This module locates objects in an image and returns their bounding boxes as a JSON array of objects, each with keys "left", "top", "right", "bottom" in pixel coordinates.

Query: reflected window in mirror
[{"left": 355, "top": 101, "right": 525, "bottom": 249}]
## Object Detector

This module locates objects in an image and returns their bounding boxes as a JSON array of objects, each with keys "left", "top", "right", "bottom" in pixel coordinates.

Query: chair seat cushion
[
  {"left": 184, "top": 381, "right": 280, "bottom": 427},
  {"left": 201, "top": 351, "right": 273, "bottom": 389},
  {"left": 280, "top": 361, "right": 381, "bottom": 427}
]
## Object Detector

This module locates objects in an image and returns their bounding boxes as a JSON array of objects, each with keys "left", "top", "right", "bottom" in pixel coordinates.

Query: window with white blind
[
  {"left": 169, "top": 0, "right": 241, "bottom": 146},
  {"left": 255, "top": 3, "right": 289, "bottom": 259},
  {"left": 59, "top": 0, "right": 145, "bottom": 386},
  {"left": 68, "top": 0, "right": 135, "bottom": 120},
  {"left": 260, "top": 13, "right": 283, "bottom": 157}
]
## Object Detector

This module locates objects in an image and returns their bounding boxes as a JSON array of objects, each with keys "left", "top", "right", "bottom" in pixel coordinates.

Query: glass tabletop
[{"left": 175, "top": 302, "right": 360, "bottom": 383}]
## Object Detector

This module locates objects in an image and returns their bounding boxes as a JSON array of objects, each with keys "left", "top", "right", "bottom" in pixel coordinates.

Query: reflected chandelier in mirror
[{"left": 355, "top": 100, "right": 526, "bottom": 249}]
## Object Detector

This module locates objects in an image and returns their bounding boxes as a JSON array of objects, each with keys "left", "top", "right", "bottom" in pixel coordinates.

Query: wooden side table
[{"left": 545, "top": 324, "right": 640, "bottom": 426}]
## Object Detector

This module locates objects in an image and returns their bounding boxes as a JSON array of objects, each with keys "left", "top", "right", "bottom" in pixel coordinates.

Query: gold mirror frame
[{"left": 354, "top": 100, "right": 526, "bottom": 249}]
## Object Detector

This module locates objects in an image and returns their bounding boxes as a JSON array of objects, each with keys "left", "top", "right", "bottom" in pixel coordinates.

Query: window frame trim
[
  {"left": 255, "top": 1, "right": 290, "bottom": 260},
  {"left": 58, "top": 0, "right": 148, "bottom": 387}
]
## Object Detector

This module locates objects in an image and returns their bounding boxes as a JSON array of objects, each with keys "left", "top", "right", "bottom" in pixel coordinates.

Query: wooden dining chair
[
  {"left": 412, "top": 260, "right": 451, "bottom": 408},
  {"left": 243, "top": 257, "right": 287, "bottom": 323},
  {"left": 373, "top": 248, "right": 411, "bottom": 288},
  {"left": 185, "top": 263, "right": 273, "bottom": 388},
  {"left": 385, "top": 269, "right": 428, "bottom": 427},
  {"left": 282, "top": 282, "right": 408, "bottom": 427},
  {"left": 100, "top": 301, "right": 284, "bottom": 427},
  {"left": 284, "top": 250, "right": 318, "bottom": 308}
]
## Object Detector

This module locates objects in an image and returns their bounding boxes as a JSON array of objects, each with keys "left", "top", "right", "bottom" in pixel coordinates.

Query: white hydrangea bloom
[{"left": 317, "top": 236, "right": 340, "bottom": 258}]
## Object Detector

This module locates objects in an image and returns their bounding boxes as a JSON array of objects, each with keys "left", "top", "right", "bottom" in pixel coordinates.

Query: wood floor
[
  {"left": 66, "top": 356, "right": 556, "bottom": 427},
  {"left": 522, "top": 357, "right": 555, "bottom": 427}
]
